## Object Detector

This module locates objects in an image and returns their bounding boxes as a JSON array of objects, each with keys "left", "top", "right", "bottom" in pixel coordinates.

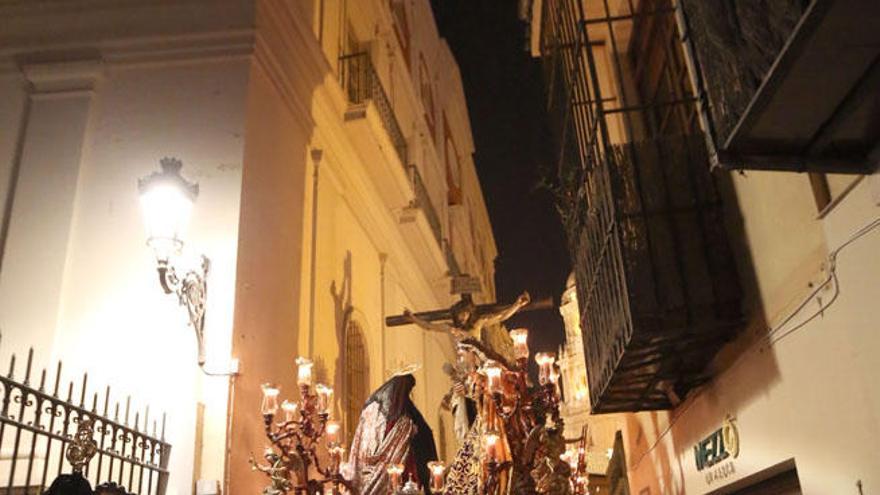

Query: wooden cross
[{"left": 385, "top": 293, "right": 554, "bottom": 327}]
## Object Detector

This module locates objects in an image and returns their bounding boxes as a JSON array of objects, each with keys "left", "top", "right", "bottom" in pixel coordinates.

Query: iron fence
[
  {"left": 407, "top": 165, "right": 443, "bottom": 247},
  {"left": 540, "top": 0, "right": 742, "bottom": 412},
  {"left": 338, "top": 52, "right": 408, "bottom": 169},
  {"left": 0, "top": 345, "right": 170, "bottom": 494}
]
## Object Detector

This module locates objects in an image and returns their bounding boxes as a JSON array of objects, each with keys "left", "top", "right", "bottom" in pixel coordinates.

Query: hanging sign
[{"left": 694, "top": 416, "right": 739, "bottom": 485}]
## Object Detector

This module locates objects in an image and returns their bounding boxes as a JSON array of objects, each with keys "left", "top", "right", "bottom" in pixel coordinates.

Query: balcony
[
  {"left": 337, "top": 52, "right": 450, "bottom": 279},
  {"left": 339, "top": 52, "right": 408, "bottom": 167},
  {"left": 682, "top": 0, "right": 880, "bottom": 173},
  {"left": 407, "top": 165, "right": 443, "bottom": 247},
  {"left": 539, "top": 0, "right": 743, "bottom": 412}
]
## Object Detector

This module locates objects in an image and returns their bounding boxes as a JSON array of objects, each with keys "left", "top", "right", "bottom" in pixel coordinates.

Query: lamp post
[{"left": 138, "top": 157, "right": 232, "bottom": 375}]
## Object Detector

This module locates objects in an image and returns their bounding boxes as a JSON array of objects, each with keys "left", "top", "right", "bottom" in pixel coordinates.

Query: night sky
[{"left": 431, "top": 0, "right": 570, "bottom": 354}]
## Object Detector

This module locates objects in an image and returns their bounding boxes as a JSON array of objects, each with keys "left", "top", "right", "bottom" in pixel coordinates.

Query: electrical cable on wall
[
  {"left": 765, "top": 216, "right": 880, "bottom": 344},
  {"left": 631, "top": 215, "right": 880, "bottom": 472}
]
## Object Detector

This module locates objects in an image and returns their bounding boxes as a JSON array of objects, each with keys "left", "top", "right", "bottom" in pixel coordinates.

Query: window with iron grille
[
  {"left": 539, "top": 0, "right": 743, "bottom": 413},
  {"left": 343, "top": 320, "right": 369, "bottom": 445}
]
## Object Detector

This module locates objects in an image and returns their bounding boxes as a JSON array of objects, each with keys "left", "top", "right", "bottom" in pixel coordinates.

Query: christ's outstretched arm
[
  {"left": 403, "top": 309, "right": 453, "bottom": 333},
  {"left": 475, "top": 291, "right": 531, "bottom": 328}
]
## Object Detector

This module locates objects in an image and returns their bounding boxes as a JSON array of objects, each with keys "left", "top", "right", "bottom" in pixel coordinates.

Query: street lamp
[{"left": 138, "top": 157, "right": 213, "bottom": 370}]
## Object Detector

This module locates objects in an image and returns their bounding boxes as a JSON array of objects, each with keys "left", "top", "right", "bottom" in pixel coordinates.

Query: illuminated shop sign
[{"left": 694, "top": 416, "right": 739, "bottom": 485}]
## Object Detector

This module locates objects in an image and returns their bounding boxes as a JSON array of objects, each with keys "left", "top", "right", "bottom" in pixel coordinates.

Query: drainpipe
[{"left": 308, "top": 149, "right": 323, "bottom": 357}]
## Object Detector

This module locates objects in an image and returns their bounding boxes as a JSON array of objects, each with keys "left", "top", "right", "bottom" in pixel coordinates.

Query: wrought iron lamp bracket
[{"left": 156, "top": 255, "right": 231, "bottom": 376}]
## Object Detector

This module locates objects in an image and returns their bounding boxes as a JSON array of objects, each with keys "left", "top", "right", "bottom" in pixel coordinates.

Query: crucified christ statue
[
  {"left": 402, "top": 291, "right": 530, "bottom": 341},
  {"left": 389, "top": 291, "right": 537, "bottom": 447}
]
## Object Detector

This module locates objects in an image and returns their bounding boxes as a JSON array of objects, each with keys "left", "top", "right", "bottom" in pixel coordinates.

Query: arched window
[{"left": 344, "top": 320, "right": 369, "bottom": 444}]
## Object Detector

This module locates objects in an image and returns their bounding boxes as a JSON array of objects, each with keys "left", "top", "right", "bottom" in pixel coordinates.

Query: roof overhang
[{"left": 718, "top": 0, "right": 880, "bottom": 174}]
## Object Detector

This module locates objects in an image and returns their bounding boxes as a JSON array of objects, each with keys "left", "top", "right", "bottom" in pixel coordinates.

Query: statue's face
[{"left": 454, "top": 310, "right": 471, "bottom": 328}]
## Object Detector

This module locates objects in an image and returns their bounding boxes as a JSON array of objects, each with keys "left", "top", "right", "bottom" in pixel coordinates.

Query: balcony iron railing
[
  {"left": 443, "top": 238, "right": 461, "bottom": 277},
  {"left": 406, "top": 165, "right": 443, "bottom": 247},
  {"left": 680, "top": 0, "right": 880, "bottom": 173},
  {"left": 0, "top": 346, "right": 171, "bottom": 494},
  {"left": 339, "top": 52, "right": 408, "bottom": 168},
  {"left": 540, "top": 0, "right": 742, "bottom": 413}
]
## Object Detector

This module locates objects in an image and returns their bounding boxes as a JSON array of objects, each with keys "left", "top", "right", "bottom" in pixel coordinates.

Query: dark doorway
[{"left": 733, "top": 469, "right": 801, "bottom": 495}]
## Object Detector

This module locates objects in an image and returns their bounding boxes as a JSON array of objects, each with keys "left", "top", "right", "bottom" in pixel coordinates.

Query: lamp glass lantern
[
  {"left": 137, "top": 157, "right": 231, "bottom": 375},
  {"left": 138, "top": 157, "right": 199, "bottom": 262}
]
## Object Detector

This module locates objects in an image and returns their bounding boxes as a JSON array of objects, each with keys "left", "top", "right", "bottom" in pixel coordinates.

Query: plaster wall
[
  {"left": 226, "top": 54, "right": 313, "bottom": 494},
  {"left": 623, "top": 174, "right": 880, "bottom": 494},
  {"left": 227, "top": 5, "right": 465, "bottom": 489},
  {"left": 0, "top": 57, "right": 248, "bottom": 495}
]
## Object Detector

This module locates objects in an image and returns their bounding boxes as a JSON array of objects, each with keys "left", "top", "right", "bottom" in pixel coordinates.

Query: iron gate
[{"left": 0, "top": 345, "right": 171, "bottom": 494}]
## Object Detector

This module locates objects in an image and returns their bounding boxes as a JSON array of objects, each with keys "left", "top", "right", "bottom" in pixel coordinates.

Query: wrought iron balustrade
[
  {"left": 406, "top": 165, "right": 443, "bottom": 247},
  {"left": 443, "top": 239, "right": 461, "bottom": 277},
  {"left": 0, "top": 345, "right": 171, "bottom": 494},
  {"left": 539, "top": 0, "right": 743, "bottom": 413},
  {"left": 339, "top": 52, "right": 408, "bottom": 169}
]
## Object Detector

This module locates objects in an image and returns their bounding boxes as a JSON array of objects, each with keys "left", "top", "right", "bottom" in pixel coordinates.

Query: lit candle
[
  {"left": 481, "top": 360, "right": 503, "bottom": 395},
  {"left": 510, "top": 328, "right": 529, "bottom": 361},
  {"left": 535, "top": 352, "right": 556, "bottom": 385},
  {"left": 328, "top": 445, "right": 344, "bottom": 474},
  {"left": 260, "top": 383, "right": 280, "bottom": 416},
  {"left": 574, "top": 474, "right": 589, "bottom": 494},
  {"left": 325, "top": 420, "right": 341, "bottom": 445},
  {"left": 549, "top": 366, "right": 561, "bottom": 396},
  {"left": 281, "top": 400, "right": 298, "bottom": 422},
  {"left": 315, "top": 384, "right": 333, "bottom": 414},
  {"left": 427, "top": 461, "right": 446, "bottom": 493},
  {"left": 296, "top": 357, "right": 314, "bottom": 388},
  {"left": 483, "top": 431, "right": 500, "bottom": 463},
  {"left": 387, "top": 464, "right": 404, "bottom": 490},
  {"left": 561, "top": 448, "right": 578, "bottom": 471}
]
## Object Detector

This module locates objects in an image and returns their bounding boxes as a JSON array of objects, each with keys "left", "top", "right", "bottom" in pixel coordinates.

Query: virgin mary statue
[{"left": 344, "top": 372, "right": 438, "bottom": 494}]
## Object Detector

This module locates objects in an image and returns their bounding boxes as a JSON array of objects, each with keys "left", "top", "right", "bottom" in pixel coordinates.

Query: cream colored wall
[
  {"left": 623, "top": 174, "right": 880, "bottom": 494},
  {"left": 1, "top": 1, "right": 495, "bottom": 493},
  {"left": 228, "top": 1, "right": 490, "bottom": 491},
  {"left": 0, "top": 55, "right": 249, "bottom": 495},
  {"left": 227, "top": 52, "right": 314, "bottom": 494}
]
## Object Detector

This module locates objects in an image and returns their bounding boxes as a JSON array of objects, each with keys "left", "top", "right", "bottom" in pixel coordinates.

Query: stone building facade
[
  {"left": 530, "top": 0, "right": 880, "bottom": 493},
  {"left": 0, "top": 1, "right": 496, "bottom": 493}
]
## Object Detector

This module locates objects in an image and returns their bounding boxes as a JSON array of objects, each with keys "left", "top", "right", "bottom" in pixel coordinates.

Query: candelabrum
[
  {"left": 450, "top": 328, "right": 571, "bottom": 495},
  {"left": 560, "top": 426, "right": 591, "bottom": 495},
  {"left": 250, "top": 357, "right": 350, "bottom": 495},
  {"left": 383, "top": 461, "right": 448, "bottom": 495}
]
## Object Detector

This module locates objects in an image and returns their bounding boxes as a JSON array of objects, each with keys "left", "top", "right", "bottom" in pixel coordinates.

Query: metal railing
[
  {"left": 407, "top": 165, "right": 443, "bottom": 247},
  {"left": 0, "top": 345, "right": 171, "bottom": 494},
  {"left": 540, "top": 0, "right": 742, "bottom": 413},
  {"left": 339, "top": 52, "right": 408, "bottom": 168},
  {"left": 443, "top": 239, "right": 461, "bottom": 277}
]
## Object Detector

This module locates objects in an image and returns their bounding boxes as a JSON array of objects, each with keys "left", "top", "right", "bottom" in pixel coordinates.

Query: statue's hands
[
  {"left": 452, "top": 380, "right": 466, "bottom": 397},
  {"left": 517, "top": 291, "right": 531, "bottom": 307}
]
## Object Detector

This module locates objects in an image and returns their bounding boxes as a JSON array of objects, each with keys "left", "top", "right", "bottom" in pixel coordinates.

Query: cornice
[
  {"left": 0, "top": 1, "right": 256, "bottom": 69},
  {"left": 21, "top": 59, "right": 103, "bottom": 96}
]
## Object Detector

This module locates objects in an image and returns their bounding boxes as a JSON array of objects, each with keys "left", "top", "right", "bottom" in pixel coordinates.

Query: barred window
[{"left": 344, "top": 320, "right": 369, "bottom": 444}]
